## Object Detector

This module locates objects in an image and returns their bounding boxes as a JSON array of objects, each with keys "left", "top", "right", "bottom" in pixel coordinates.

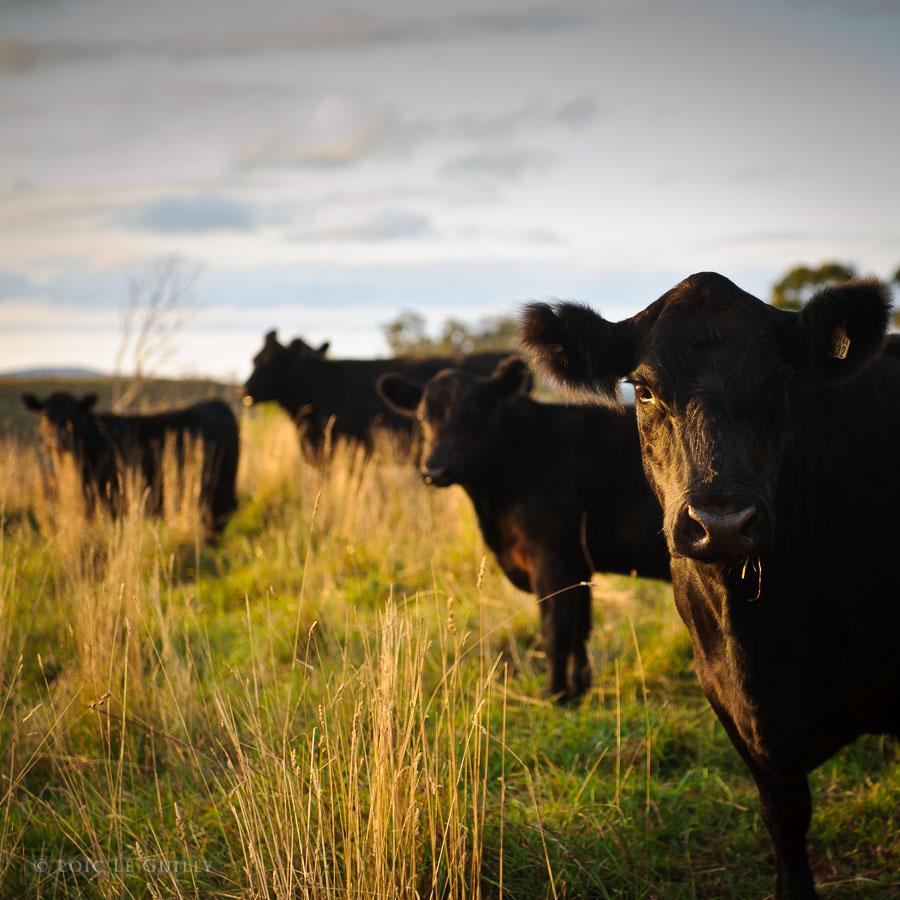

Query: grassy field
[{"left": 1, "top": 383, "right": 899, "bottom": 899}]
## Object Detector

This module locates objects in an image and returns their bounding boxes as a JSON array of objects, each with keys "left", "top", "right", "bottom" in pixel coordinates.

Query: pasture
[{"left": 1, "top": 380, "right": 898, "bottom": 899}]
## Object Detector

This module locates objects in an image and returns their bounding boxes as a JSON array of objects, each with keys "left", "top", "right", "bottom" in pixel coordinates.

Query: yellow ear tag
[{"left": 830, "top": 321, "right": 851, "bottom": 360}]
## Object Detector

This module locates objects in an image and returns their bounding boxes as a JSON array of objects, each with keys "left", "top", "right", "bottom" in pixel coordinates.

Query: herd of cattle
[{"left": 22, "top": 272, "right": 900, "bottom": 899}]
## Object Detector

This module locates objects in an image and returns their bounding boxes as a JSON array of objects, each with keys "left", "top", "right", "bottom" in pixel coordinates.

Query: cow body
[
  {"left": 521, "top": 272, "right": 900, "bottom": 898},
  {"left": 23, "top": 392, "right": 239, "bottom": 533},
  {"left": 377, "top": 357, "right": 669, "bottom": 702},
  {"left": 243, "top": 329, "right": 509, "bottom": 457}
]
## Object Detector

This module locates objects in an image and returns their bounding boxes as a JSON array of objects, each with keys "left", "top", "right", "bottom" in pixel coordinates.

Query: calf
[
  {"left": 377, "top": 356, "right": 669, "bottom": 703},
  {"left": 23, "top": 392, "right": 239, "bottom": 533},
  {"left": 522, "top": 272, "right": 900, "bottom": 898},
  {"left": 242, "top": 329, "right": 509, "bottom": 458}
]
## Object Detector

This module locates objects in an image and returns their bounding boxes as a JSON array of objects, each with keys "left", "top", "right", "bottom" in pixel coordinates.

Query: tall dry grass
[
  {"left": 199, "top": 596, "right": 505, "bottom": 900},
  {"left": 0, "top": 406, "right": 556, "bottom": 899}
]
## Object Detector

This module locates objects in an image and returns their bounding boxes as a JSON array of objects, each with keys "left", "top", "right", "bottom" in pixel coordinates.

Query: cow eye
[{"left": 633, "top": 384, "right": 654, "bottom": 404}]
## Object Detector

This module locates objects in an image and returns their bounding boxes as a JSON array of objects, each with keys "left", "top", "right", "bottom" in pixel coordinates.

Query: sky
[{"left": 2, "top": 0, "right": 899, "bottom": 382}]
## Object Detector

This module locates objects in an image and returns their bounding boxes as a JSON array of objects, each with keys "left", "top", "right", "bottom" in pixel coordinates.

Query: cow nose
[{"left": 675, "top": 502, "right": 761, "bottom": 560}]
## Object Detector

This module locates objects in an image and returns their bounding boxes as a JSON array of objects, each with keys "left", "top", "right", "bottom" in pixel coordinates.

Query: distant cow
[
  {"left": 23, "top": 392, "right": 239, "bottom": 533},
  {"left": 522, "top": 272, "right": 900, "bottom": 898},
  {"left": 377, "top": 356, "right": 669, "bottom": 703},
  {"left": 242, "top": 329, "right": 510, "bottom": 457}
]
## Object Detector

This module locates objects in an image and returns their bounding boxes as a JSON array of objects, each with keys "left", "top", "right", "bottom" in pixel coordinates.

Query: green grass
[{"left": 1, "top": 390, "right": 898, "bottom": 899}]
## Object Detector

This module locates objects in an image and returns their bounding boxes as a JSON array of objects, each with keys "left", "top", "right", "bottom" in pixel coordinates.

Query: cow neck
[
  {"left": 285, "top": 355, "right": 329, "bottom": 419},
  {"left": 84, "top": 413, "right": 112, "bottom": 451},
  {"left": 460, "top": 395, "right": 539, "bottom": 517},
  {"left": 777, "top": 369, "right": 897, "bottom": 561}
]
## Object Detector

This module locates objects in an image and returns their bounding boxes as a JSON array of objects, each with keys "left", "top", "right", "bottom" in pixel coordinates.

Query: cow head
[
  {"left": 22, "top": 391, "right": 98, "bottom": 452},
  {"left": 521, "top": 272, "right": 891, "bottom": 562},
  {"left": 377, "top": 356, "right": 532, "bottom": 487},
  {"left": 242, "top": 329, "right": 329, "bottom": 405}
]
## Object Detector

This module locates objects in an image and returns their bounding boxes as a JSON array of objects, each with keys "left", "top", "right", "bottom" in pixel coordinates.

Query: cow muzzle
[{"left": 673, "top": 498, "right": 770, "bottom": 561}]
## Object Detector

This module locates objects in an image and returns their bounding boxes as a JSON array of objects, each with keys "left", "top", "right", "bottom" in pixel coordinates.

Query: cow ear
[
  {"left": 265, "top": 330, "right": 278, "bottom": 345},
  {"left": 794, "top": 280, "right": 891, "bottom": 383},
  {"left": 22, "top": 393, "right": 43, "bottom": 411},
  {"left": 491, "top": 355, "right": 532, "bottom": 398},
  {"left": 316, "top": 341, "right": 330, "bottom": 356},
  {"left": 376, "top": 373, "right": 422, "bottom": 417},
  {"left": 79, "top": 394, "right": 98, "bottom": 412},
  {"left": 520, "top": 301, "right": 637, "bottom": 404}
]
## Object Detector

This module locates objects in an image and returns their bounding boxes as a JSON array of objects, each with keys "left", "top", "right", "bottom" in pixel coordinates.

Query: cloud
[
  {"left": 454, "top": 95, "right": 599, "bottom": 141},
  {"left": 798, "top": 0, "right": 900, "bottom": 12},
  {"left": 294, "top": 208, "right": 434, "bottom": 243},
  {"left": 456, "top": 224, "right": 566, "bottom": 245},
  {"left": 158, "top": 5, "right": 589, "bottom": 56},
  {"left": 123, "top": 193, "right": 257, "bottom": 234},
  {"left": 0, "top": 268, "right": 36, "bottom": 298},
  {"left": 175, "top": 11, "right": 422, "bottom": 55},
  {"left": 557, "top": 95, "right": 598, "bottom": 128},
  {"left": 0, "top": 37, "right": 42, "bottom": 72},
  {"left": 0, "top": 33, "right": 111, "bottom": 74},
  {"left": 0, "top": 4, "right": 589, "bottom": 72},
  {"left": 460, "top": 7, "right": 589, "bottom": 37},
  {"left": 233, "top": 98, "right": 424, "bottom": 171},
  {"left": 235, "top": 117, "right": 391, "bottom": 170},
  {"left": 701, "top": 229, "right": 900, "bottom": 246},
  {"left": 233, "top": 91, "right": 427, "bottom": 171},
  {"left": 442, "top": 147, "right": 550, "bottom": 181}
]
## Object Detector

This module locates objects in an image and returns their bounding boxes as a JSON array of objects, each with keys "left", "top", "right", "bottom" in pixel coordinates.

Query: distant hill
[{"left": 0, "top": 367, "right": 106, "bottom": 379}]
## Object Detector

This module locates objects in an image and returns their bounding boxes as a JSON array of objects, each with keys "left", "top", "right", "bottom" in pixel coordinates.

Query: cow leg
[
  {"left": 747, "top": 765, "right": 817, "bottom": 900},
  {"left": 532, "top": 560, "right": 591, "bottom": 703},
  {"left": 704, "top": 695, "right": 817, "bottom": 899},
  {"left": 210, "top": 453, "right": 239, "bottom": 534},
  {"left": 565, "top": 583, "right": 591, "bottom": 699}
]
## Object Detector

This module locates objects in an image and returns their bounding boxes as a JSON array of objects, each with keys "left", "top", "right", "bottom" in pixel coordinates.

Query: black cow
[
  {"left": 242, "top": 329, "right": 510, "bottom": 457},
  {"left": 377, "top": 356, "right": 669, "bottom": 703},
  {"left": 522, "top": 272, "right": 900, "bottom": 898},
  {"left": 23, "top": 392, "right": 239, "bottom": 534}
]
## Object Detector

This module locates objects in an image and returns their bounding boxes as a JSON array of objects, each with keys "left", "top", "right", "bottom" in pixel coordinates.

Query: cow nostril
[
  {"left": 685, "top": 506, "right": 712, "bottom": 543},
  {"left": 738, "top": 504, "right": 758, "bottom": 537},
  {"left": 726, "top": 504, "right": 758, "bottom": 538},
  {"left": 679, "top": 502, "right": 761, "bottom": 559},
  {"left": 689, "top": 504, "right": 757, "bottom": 535}
]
